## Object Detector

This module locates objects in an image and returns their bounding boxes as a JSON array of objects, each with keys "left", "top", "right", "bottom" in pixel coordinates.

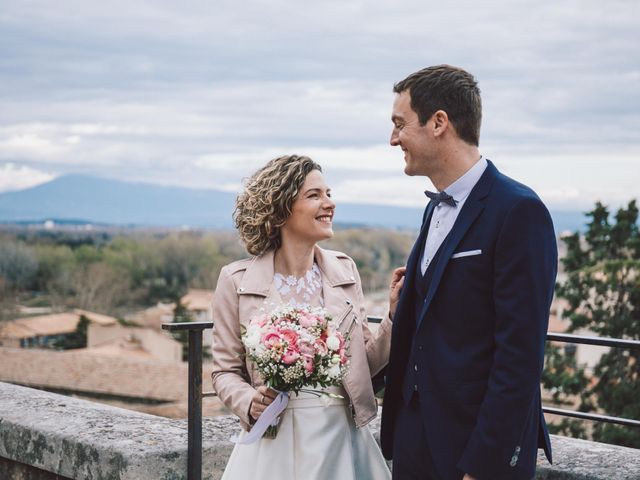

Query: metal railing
[
  {"left": 162, "top": 321, "right": 213, "bottom": 480},
  {"left": 163, "top": 318, "right": 640, "bottom": 480},
  {"left": 543, "top": 332, "right": 640, "bottom": 428}
]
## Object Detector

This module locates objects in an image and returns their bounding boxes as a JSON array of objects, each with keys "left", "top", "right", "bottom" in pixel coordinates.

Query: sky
[{"left": 0, "top": 0, "right": 639, "bottom": 211}]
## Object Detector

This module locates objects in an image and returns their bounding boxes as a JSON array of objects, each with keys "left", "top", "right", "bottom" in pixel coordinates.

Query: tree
[
  {"left": 54, "top": 314, "right": 89, "bottom": 350},
  {"left": 71, "top": 262, "right": 131, "bottom": 312},
  {"left": 324, "top": 229, "right": 414, "bottom": 292},
  {"left": 0, "top": 241, "right": 38, "bottom": 293},
  {"left": 552, "top": 200, "right": 640, "bottom": 448}
]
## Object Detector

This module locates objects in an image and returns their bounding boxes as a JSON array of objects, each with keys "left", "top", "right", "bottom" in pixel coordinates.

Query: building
[
  {"left": 179, "top": 289, "right": 214, "bottom": 347},
  {"left": 180, "top": 289, "right": 214, "bottom": 322},
  {"left": 85, "top": 323, "right": 182, "bottom": 363},
  {"left": 0, "top": 309, "right": 117, "bottom": 349},
  {"left": 125, "top": 289, "right": 215, "bottom": 348},
  {"left": 125, "top": 302, "right": 175, "bottom": 330}
]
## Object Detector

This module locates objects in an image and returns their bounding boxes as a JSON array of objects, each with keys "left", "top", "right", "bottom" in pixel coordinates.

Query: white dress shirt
[{"left": 420, "top": 157, "right": 488, "bottom": 275}]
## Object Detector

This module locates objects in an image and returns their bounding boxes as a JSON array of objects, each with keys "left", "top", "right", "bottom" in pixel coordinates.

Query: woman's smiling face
[{"left": 280, "top": 169, "right": 335, "bottom": 246}]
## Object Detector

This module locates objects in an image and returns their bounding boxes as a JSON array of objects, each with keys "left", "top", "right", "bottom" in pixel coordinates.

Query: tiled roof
[
  {"left": 0, "top": 347, "right": 214, "bottom": 402},
  {"left": 75, "top": 309, "right": 119, "bottom": 326},
  {"left": 125, "top": 290, "right": 214, "bottom": 329},
  {"left": 0, "top": 310, "right": 118, "bottom": 340},
  {"left": 126, "top": 303, "right": 174, "bottom": 330},
  {"left": 180, "top": 289, "right": 214, "bottom": 312},
  {"left": 79, "top": 338, "right": 156, "bottom": 360}
]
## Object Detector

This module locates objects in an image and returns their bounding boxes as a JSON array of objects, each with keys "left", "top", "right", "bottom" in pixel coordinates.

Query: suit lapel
[
  {"left": 394, "top": 202, "right": 434, "bottom": 324},
  {"left": 406, "top": 203, "right": 434, "bottom": 280},
  {"left": 415, "top": 161, "right": 498, "bottom": 331}
]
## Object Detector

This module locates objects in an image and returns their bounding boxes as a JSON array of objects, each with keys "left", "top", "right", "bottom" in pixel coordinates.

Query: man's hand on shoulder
[{"left": 463, "top": 474, "right": 477, "bottom": 480}]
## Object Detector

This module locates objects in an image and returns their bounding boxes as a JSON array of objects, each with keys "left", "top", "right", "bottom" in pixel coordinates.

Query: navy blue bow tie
[{"left": 424, "top": 190, "right": 458, "bottom": 207}]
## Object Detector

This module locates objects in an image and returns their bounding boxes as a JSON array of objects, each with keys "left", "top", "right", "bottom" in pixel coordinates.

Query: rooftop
[
  {"left": 126, "top": 303, "right": 174, "bottom": 330},
  {"left": 180, "top": 289, "right": 214, "bottom": 312},
  {"left": 0, "top": 346, "right": 204, "bottom": 402},
  {"left": 0, "top": 309, "right": 118, "bottom": 339}
]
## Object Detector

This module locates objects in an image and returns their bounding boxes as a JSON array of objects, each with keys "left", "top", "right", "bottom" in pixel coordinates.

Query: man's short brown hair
[{"left": 394, "top": 65, "right": 482, "bottom": 146}]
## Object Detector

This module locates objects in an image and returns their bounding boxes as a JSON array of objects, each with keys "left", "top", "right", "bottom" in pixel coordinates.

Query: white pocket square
[{"left": 451, "top": 249, "right": 482, "bottom": 259}]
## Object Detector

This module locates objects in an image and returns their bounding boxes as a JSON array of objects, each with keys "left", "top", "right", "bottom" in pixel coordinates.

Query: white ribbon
[{"left": 233, "top": 391, "right": 289, "bottom": 445}]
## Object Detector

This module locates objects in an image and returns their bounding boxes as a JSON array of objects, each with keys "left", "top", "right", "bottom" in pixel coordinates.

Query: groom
[{"left": 380, "top": 65, "right": 557, "bottom": 480}]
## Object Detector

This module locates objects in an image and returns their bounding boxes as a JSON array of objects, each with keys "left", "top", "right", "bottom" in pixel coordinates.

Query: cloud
[
  {"left": 0, "top": 0, "right": 638, "bottom": 210},
  {"left": 0, "top": 163, "right": 55, "bottom": 192},
  {"left": 330, "top": 175, "right": 432, "bottom": 208}
]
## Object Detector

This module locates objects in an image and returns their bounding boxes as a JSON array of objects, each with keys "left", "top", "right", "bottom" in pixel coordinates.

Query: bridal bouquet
[
  {"left": 238, "top": 304, "right": 349, "bottom": 441},
  {"left": 243, "top": 304, "right": 349, "bottom": 392}
]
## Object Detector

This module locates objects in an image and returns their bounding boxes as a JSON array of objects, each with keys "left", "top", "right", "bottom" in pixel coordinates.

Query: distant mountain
[
  {"left": 0, "top": 175, "right": 237, "bottom": 228},
  {"left": 0, "top": 175, "right": 586, "bottom": 232}
]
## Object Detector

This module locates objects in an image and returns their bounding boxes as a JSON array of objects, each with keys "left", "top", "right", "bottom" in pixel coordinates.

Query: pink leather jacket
[{"left": 211, "top": 246, "right": 392, "bottom": 430}]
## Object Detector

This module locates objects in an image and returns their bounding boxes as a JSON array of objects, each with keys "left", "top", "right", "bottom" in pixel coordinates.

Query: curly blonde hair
[{"left": 234, "top": 155, "right": 322, "bottom": 256}]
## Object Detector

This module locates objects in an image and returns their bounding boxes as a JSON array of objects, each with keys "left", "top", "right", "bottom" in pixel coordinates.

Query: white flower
[
  {"left": 244, "top": 326, "right": 262, "bottom": 350},
  {"left": 331, "top": 354, "right": 341, "bottom": 364},
  {"left": 326, "top": 335, "right": 340, "bottom": 351},
  {"left": 328, "top": 364, "right": 341, "bottom": 378}
]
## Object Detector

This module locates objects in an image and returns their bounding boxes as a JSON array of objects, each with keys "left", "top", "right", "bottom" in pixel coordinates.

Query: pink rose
[
  {"left": 299, "top": 313, "right": 318, "bottom": 328},
  {"left": 314, "top": 339, "right": 328, "bottom": 356},
  {"left": 298, "top": 341, "right": 315, "bottom": 356},
  {"left": 303, "top": 356, "right": 314, "bottom": 373},
  {"left": 280, "top": 329, "right": 299, "bottom": 348},
  {"left": 282, "top": 349, "right": 300, "bottom": 365},
  {"left": 262, "top": 331, "right": 281, "bottom": 349}
]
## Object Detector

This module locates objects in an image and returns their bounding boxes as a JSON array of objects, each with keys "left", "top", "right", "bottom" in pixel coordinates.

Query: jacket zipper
[
  {"left": 336, "top": 300, "right": 354, "bottom": 330},
  {"left": 336, "top": 299, "right": 362, "bottom": 424}
]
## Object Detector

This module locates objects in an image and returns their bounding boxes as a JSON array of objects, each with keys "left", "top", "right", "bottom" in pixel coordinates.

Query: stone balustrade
[{"left": 1, "top": 382, "right": 638, "bottom": 479}]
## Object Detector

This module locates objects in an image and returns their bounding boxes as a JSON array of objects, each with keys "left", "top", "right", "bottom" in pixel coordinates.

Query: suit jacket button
[
  {"left": 414, "top": 364, "right": 418, "bottom": 371},
  {"left": 510, "top": 457, "right": 517, "bottom": 467}
]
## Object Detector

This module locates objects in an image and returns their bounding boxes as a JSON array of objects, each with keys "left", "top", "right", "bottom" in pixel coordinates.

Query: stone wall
[{"left": 1, "top": 382, "right": 639, "bottom": 479}]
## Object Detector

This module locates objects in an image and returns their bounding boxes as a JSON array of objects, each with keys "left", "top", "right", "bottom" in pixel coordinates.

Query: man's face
[{"left": 390, "top": 90, "right": 434, "bottom": 177}]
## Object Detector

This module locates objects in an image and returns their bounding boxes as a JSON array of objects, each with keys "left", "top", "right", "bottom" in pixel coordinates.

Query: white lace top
[{"left": 273, "top": 263, "right": 324, "bottom": 308}]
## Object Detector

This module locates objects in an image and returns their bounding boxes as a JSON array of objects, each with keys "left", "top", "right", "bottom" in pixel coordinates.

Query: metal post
[{"left": 187, "top": 328, "right": 203, "bottom": 480}]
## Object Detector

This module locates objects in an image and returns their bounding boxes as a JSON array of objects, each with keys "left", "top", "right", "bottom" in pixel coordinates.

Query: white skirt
[{"left": 221, "top": 387, "right": 391, "bottom": 480}]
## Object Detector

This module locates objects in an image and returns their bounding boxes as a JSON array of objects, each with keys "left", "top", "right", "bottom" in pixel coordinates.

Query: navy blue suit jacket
[{"left": 380, "top": 161, "right": 557, "bottom": 479}]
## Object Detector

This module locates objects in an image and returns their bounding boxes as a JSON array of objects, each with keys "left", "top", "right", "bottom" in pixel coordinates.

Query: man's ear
[{"left": 432, "top": 110, "right": 449, "bottom": 137}]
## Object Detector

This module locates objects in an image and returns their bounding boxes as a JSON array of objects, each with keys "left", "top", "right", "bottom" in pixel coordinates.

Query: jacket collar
[
  {"left": 238, "top": 250, "right": 275, "bottom": 296},
  {"left": 238, "top": 245, "right": 355, "bottom": 297},
  {"left": 314, "top": 246, "right": 356, "bottom": 288}
]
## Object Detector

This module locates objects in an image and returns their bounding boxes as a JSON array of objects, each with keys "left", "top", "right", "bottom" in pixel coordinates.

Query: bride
[{"left": 211, "top": 154, "right": 404, "bottom": 479}]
